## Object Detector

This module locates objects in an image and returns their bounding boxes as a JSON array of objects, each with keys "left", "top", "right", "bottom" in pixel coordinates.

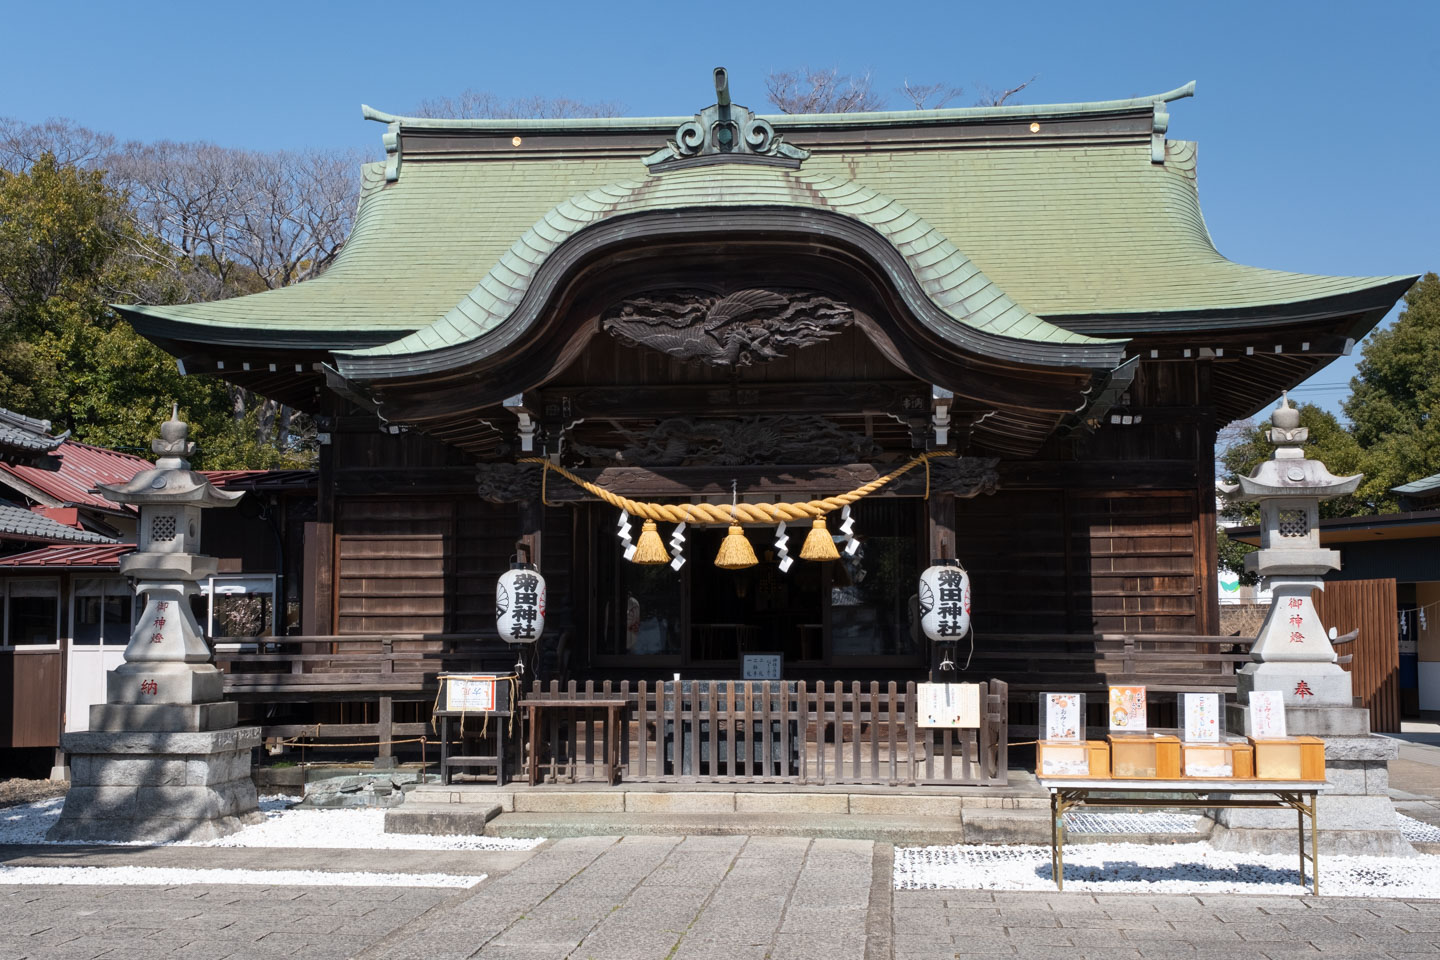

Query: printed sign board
[
  {"left": 1042, "top": 692, "right": 1085, "bottom": 743},
  {"left": 1108, "top": 685, "right": 1148, "bottom": 732},
  {"left": 1249, "top": 689, "right": 1288, "bottom": 739},
  {"left": 916, "top": 682, "right": 981, "bottom": 728},
  {"left": 742, "top": 654, "right": 783, "bottom": 680},
  {"left": 1181, "top": 693, "right": 1221, "bottom": 743},
  {"left": 440, "top": 675, "right": 499, "bottom": 713}
]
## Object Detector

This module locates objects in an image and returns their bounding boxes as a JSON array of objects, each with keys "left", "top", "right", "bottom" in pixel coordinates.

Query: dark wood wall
[
  {"left": 316, "top": 355, "right": 1221, "bottom": 644},
  {"left": 333, "top": 496, "right": 573, "bottom": 639}
]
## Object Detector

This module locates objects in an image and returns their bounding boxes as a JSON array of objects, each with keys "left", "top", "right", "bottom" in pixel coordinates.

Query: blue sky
[{"left": 7, "top": 0, "right": 1436, "bottom": 420}]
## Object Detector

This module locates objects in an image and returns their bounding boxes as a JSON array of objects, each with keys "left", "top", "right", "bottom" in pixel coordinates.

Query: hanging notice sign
[
  {"left": 916, "top": 683, "right": 981, "bottom": 728},
  {"left": 440, "top": 675, "right": 499, "bottom": 713},
  {"left": 742, "top": 654, "right": 783, "bottom": 680}
]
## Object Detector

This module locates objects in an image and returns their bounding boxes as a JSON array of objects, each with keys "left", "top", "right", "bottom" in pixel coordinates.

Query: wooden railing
[
  {"left": 525, "top": 679, "right": 1008, "bottom": 787},
  {"left": 964, "top": 633, "right": 1257, "bottom": 693},
  {"left": 214, "top": 634, "right": 499, "bottom": 759}
]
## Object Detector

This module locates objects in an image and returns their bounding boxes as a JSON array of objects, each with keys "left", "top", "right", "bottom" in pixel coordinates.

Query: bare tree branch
[
  {"left": 0, "top": 117, "right": 115, "bottom": 172},
  {"left": 410, "top": 91, "right": 624, "bottom": 120},
  {"left": 765, "top": 68, "right": 886, "bottom": 114},
  {"left": 898, "top": 80, "right": 965, "bottom": 110},
  {"left": 974, "top": 75, "right": 1038, "bottom": 107}
]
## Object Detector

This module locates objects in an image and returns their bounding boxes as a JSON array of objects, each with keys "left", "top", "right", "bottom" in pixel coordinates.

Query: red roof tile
[
  {"left": 0, "top": 441, "right": 150, "bottom": 513},
  {"left": 0, "top": 543, "right": 133, "bottom": 568}
]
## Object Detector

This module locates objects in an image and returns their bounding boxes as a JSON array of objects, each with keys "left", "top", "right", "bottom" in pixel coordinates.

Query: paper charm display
[
  {"left": 1108, "top": 685, "right": 1147, "bottom": 732},
  {"left": 1181, "top": 693, "right": 1221, "bottom": 743},
  {"left": 1043, "top": 693, "right": 1084, "bottom": 743},
  {"left": 1249, "top": 689, "right": 1288, "bottom": 739}
]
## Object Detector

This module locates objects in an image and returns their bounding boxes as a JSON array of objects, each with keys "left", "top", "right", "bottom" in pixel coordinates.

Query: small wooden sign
[
  {"left": 440, "top": 674, "right": 501, "bottom": 713},
  {"left": 916, "top": 682, "right": 981, "bottom": 728},
  {"left": 742, "top": 654, "right": 783, "bottom": 680}
]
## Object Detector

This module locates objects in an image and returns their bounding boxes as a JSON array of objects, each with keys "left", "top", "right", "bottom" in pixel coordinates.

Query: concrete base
[
  {"left": 48, "top": 765, "right": 70, "bottom": 783},
  {"left": 48, "top": 727, "right": 262, "bottom": 843},
  {"left": 89, "top": 701, "right": 238, "bottom": 733},
  {"left": 1237, "top": 661, "right": 1352, "bottom": 708},
  {"left": 106, "top": 661, "right": 224, "bottom": 705},
  {"left": 1212, "top": 705, "right": 1413, "bottom": 856},
  {"left": 385, "top": 802, "right": 503, "bottom": 835}
]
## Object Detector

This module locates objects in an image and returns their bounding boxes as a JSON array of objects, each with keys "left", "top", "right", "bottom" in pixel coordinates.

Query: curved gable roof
[
  {"left": 331, "top": 164, "right": 1119, "bottom": 380},
  {"left": 114, "top": 82, "right": 1411, "bottom": 367}
]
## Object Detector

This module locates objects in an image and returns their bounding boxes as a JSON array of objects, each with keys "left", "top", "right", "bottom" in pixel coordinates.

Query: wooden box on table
[
  {"left": 1180, "top": 739, "right": 1254, "bottom": 779},
  {"left": 1248, "top": 735, "right": 1326, "bottom": 780},
  {"left": 1037, "top": 740, "right": 1110, "bottom": 778},
  {"left": 1107, "top": 733, "right": 1181, "bottom": 779}
]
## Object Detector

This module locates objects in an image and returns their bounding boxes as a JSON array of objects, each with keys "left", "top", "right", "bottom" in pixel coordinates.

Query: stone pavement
[{"left": 5, "top": 834, "right": 1440, "bottom": 959}]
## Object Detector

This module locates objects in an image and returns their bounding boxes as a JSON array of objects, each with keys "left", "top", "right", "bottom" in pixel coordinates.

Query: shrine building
[{"left": 116, "top": 71, "right": 1414, "bottom": 703}]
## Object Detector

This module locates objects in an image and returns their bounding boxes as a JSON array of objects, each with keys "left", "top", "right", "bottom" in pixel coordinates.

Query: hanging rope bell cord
[{"left": 516, "top": 450, "right": 954, "bottom": 524}]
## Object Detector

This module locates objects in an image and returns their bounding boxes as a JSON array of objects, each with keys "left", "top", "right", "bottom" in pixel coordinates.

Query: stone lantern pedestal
[
  {"left": 48, "top": 411, "right": 263, "bottom": 843},
  {"left": 1210, "top": 395, "right": 1410, "bottom": 856}
]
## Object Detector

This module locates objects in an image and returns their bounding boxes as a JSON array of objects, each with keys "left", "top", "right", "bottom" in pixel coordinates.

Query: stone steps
[{"left": 383, "top": 785, "right": 1214, "bottom": 845}]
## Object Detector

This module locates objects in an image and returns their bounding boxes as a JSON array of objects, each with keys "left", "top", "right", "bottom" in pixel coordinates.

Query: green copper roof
[
  {"left": 118, "top": 91, "right": 1409, "bottom": 354},
  {"left": 359, "top": 82, "right": 1199, "bottom": 133},
  {"left": 340, "top": 164, "right": 1106, "bottom": 363}
]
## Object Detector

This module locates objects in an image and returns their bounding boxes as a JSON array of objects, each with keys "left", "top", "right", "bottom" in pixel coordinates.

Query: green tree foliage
[
  {"left": 0, "top": 155, "right": 301, "bottom": 468},
  {"left": 1216, "top": 527, "right": 1258, "bottom": 586},
  {"left": 1342, "top": 272, "right": 1440, "bottom": 508},
  {"left": 1216, "top": 403, "right": 1367, "bottom": 579},
  {"left": 1218, "top": 403, "right": 1369, "bottom": 522}
]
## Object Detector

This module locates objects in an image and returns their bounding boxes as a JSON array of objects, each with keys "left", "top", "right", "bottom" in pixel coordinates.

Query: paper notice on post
[{"left": 916, "top": 683, "right": 981, "bottom": 728}]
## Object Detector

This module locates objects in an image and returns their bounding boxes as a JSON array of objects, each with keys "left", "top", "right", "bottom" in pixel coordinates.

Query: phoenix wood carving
[{"left": 601, "top": 289, "right": 853, "bottom": 367}]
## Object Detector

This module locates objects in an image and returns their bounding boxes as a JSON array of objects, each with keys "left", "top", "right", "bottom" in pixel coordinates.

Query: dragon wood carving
[{"left": 601, "top": 289, "right": 852, "bottom": 367}]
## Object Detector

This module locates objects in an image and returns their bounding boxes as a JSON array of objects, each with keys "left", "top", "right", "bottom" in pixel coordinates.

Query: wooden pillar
[
  {"left": 301, "top": 522, "right": 334, "bottom": 636},
  {"left": 927, "top": 493, "right": 956, "bottom": 680},
  {"left": 927, "top": 492, "right": 955, "bottom": 564},
  {"left": 1194, "top": 360, "right": 1220, "bottom": 635},
  {"left": 517, "top": 500, "right": 543, "bottom": 570}
]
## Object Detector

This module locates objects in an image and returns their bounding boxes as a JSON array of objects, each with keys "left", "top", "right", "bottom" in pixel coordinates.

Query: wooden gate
[
  {"left": 525, "top": 679, "right": 1008, "bottom": 786},
  {"left": 1311, "top": 578, "right": 1400, "bottom": 732}
]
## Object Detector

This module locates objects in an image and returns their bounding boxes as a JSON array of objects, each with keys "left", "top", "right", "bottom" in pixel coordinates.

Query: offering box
[
  {"left": 1181, "top": 739, "right": 1254, "bottom": 779},
  {"left": 1107, "top": 733, "right": 1181, "bottom": 779},
  {"left": 1248, "top": 735, "right": 1326, "bottom": 781},
  {"left": 1037, "top": 740, "right": 1110, "bottom": 778}
]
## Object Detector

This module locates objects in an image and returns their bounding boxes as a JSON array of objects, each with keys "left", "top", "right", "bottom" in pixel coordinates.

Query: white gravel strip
[
  {"left": 1063, "top": 812, "right": 1203, "bottom": 835},
  {"left": 0, "top": 865, "right": 481, "bottom": 888},
  {"left": 1399, "top": 814, "right": 1440, "bottom": 843},
  {"left": 0, "top": 796, "right": 543, "bottom": 851},
  {"left": 896, "top": 841, "right": 1440, "bottom": 898}
]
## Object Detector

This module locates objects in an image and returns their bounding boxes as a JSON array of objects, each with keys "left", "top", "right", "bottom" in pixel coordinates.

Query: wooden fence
[
  {"left": 1311, "top": 578, "right": 1400, "bottom": 732},
  {"left": 525, "top": 679, "right": 1008, "bottom": 786}
]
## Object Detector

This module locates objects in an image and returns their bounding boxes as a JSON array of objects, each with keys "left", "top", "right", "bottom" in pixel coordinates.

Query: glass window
[
  {"left": 830, "top": 500, "right": 921, "bottom": 658},
  {"left": 203, "top": 576, "right": 277, "bottom": 638},
  {"left": 7, "top": 579, "right": 60, "bottom": 646},
  {"left": 74, "top": 578, "right": 133, "bottom": 645}
]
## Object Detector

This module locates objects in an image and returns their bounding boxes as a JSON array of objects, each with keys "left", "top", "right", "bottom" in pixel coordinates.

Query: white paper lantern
[
  {"left": 917, "top": 559, "right": 971, "bottom": 642},
  {"left": 496, "top": 562, "right": 546, "bottom": 643}
]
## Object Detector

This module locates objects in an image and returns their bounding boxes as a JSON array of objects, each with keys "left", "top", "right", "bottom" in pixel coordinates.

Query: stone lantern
[
  {"left": 1227, "top": 392, "right": 1360, "bottom": 707},
  {"left": 49, "top": 409, "right": 263, "bottom": 842},
  {"left": 1213, "top": 392, "right": 1409, "bottom": 855}
]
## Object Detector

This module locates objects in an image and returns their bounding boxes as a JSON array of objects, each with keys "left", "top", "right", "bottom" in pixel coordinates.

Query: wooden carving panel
[{"left": 602, "top": 289, "right": 852, "bottom": 367}]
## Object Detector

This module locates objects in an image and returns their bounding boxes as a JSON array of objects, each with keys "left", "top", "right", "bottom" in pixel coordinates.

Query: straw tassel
[
  {"left": 632, "top": 519, "right": 670, "bottom": 565},
  {"left": 799, "top": 516, "right": 840, "bottom": 561},
  {"left": 715, "top": 524, "right": 758, "bottom": 569}
]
